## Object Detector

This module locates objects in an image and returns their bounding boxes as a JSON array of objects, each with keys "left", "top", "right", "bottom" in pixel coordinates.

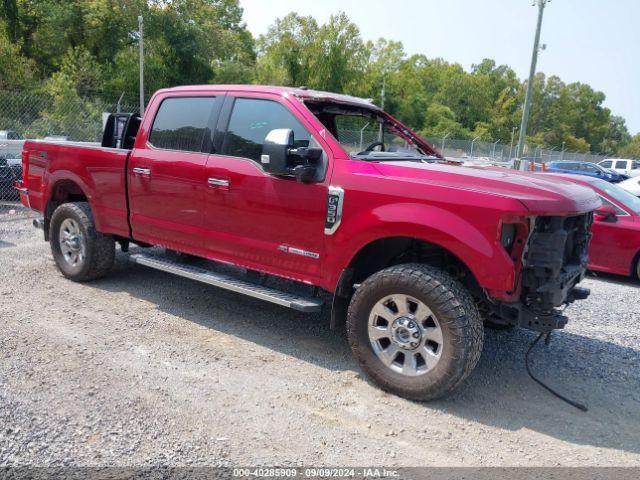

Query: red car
[
  {"left": 545, "top": 174, "right": 640, "bottom": 278},
  {"left": 16, "top": 85, "right": 599, "bottom": 401}
]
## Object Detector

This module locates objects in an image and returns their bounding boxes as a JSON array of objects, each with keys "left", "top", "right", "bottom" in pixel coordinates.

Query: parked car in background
[
  {"left": 618, "top": 176, "right": 640, "bottom": 197},
  {"left": 599, "top": 158, "right": 640, "bottom": 178},
  {"left": 0, "top": 130, "right": 22, "bottom": 140},
  {"left": 548, "top": 174, "right": 640, "bottom": 279},
  {"left": 546, "top": 160, "right": 625, "bottom": 182},
  {"left": 0, "top": 157, "right": 22, "bottom": 200}
]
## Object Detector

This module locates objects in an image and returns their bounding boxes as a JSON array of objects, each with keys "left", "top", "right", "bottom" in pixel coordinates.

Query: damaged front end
[{"left": 490, "top": 213, "right": 594, "bottom": 332}]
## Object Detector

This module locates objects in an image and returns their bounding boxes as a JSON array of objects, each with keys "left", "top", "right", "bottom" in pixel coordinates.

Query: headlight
[{"left": 501, "top": 223, "right": 517, "bottom": 252}]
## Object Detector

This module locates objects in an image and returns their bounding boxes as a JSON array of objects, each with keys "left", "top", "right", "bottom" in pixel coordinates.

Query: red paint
[{"left": 20, "top": 85, "right": 601, "bottom": 298}]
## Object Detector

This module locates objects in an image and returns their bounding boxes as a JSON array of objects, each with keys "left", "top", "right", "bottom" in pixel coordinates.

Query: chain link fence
[
  {"left": 424, "top": 136, "right": 607, "bottom": 166},
  {"left": 0, "top": 90, "right": 137, "bottom": 218},
  {"left": 0, "top": 89, "right": 612, "bottom": 217}
]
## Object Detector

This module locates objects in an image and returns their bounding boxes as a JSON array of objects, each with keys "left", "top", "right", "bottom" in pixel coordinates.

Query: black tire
[
  {"left": 347, "top": 263, "right": 484, "bottom": 401},
  {"left": 49, "top": 202, "right": 115, "bottom": 281}
]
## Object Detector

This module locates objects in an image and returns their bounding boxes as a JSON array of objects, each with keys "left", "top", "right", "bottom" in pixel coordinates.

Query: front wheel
[
  {"left": 347, "top": 264, "right": 484, "bottom": 401},
  {"left": 50, "top": 202, "right": 115, "bottom": 282}
]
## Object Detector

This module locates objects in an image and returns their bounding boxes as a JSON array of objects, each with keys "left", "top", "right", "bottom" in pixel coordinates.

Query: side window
[
  {"left": 563, "top": 163, "right": 576, "bottom": 170},
  {"left": 222, "top": 98, "right": 311, "bottom": 162},
  {"left": 632, "top": 161, "right": 640, "bottom": 170},
  {"left": 148, "top": 97, "right": 216, "bottom": 153},
  {"left": 599, "top": 196, "right": 626, "bottom": 216},
  {"left": 614, "top": 160, "right": 627, "bottom": 169},
  {"left": 583, "top": 164, "right": 597, "bottom": 172},
  {"left": 600, "top": 160, "right": 612, "bottom": 168}
]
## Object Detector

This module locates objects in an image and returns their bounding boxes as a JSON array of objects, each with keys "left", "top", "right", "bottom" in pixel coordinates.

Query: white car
[
  {"left": 618, "top": 176, "right": 640, "bottom": 196},
  {"left": 599, "top": 158, "right": 640, "bottom": 177}
]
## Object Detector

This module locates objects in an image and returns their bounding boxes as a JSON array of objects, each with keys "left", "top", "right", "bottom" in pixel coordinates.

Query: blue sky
[{"left": 239, "top": 0, "right": 640, "bottom": 135}]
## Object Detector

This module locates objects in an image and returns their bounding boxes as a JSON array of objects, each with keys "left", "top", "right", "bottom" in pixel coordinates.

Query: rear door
[
  {"left": 201, "top": 93, "right": 331, "bottom": 280},
  {"left": 128, "top": 94, "right": 223, "bottom": 253}
]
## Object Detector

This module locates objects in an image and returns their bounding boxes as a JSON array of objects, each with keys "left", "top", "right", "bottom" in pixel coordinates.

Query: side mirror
[
  {"left": 261, "top": 129, "right": 294, "bottom": 176},
  {"left": 261, "top": 129, "right": 323, "bottom": 183},
  {"left": 595, "top": 204, "right": 617, "bottom": 222}
]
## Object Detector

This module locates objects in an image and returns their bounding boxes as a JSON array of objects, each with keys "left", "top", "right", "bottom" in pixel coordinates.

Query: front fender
[{"left": 324, "top": 202, "right": 515, "bottom": 293}]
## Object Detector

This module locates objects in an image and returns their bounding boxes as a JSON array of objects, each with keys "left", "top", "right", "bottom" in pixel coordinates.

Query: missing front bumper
[{"left": 491, "top": 285, "right": 591, "bottom": 332}]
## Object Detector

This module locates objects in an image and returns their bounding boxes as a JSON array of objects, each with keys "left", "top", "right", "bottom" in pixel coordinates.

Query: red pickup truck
[{"left": 16, "top": 85, "right": 599, "bottom": 400}]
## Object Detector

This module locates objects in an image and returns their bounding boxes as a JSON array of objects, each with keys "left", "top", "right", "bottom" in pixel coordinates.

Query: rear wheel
[
  {"left": 50, "top": 202, "right": 115, "bottom": 281},
  {"left": 346, "top": 264, "right": 484, "bottom": 401}
]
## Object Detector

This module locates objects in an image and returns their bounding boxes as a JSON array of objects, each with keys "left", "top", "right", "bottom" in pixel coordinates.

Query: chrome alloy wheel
[
  {"left": 368, "top": 294, "right": 443, "bottom": 376},
  {"left": 58, "top": 218, "right": 86, "bottom": 270}
]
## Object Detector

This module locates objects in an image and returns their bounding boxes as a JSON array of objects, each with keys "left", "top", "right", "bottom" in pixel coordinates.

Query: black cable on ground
[{"left": 525, "top": 333, "right": 588, "bottom": 412}]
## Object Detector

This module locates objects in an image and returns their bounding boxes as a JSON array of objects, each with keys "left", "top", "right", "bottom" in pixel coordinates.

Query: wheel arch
[
  {"left": 43, "top": 178, "right": 91, "bottom": 240},
  {"left": 330, "top": 235, "right": 487, "bottom": 330}
]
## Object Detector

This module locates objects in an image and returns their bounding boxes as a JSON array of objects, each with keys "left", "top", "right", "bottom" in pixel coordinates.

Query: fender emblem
[
  {"left": 278, "top": 245, "right": 320, "bottom": 259},
  {"left": 325, "top": 186, "right": 344, "bottom": 235}
]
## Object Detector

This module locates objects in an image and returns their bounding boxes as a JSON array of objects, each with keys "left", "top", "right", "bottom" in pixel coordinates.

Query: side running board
[{"left": 129, "top": 253, "right": 323, "bottom": 313}]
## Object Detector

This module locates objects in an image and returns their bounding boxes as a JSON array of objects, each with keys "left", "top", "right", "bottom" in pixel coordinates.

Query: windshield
[
  {"left": 305, "top": 102, "right": 439, "bottom": 161},
  {"left": 334, "top": 115, "right": 425, "bottom": 157},
  {"left": 592, "top": 178, "right": 640, "bottom": 214}
]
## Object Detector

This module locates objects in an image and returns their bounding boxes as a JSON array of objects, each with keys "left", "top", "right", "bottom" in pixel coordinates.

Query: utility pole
[
  {"left": 138, "top": 15, "right": 145, "bottom": 115},
  {"left": 378, "top": 75, "right": 386, "bottom": 142},
  {"left": 516, "top": 0, "right": 549, "bottom": 160}
]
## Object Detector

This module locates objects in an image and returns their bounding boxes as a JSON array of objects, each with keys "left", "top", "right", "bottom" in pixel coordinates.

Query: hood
[{"left": 371, "top": 161, "right": 601, "bottom": 215}]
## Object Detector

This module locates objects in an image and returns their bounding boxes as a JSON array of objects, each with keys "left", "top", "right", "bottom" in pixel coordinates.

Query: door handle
[
  {"left": 208, "top": 178, "right": 230, "bottom": 187},
  {"left": 132, "top": 167, "right": 151, "bottom": 176}
]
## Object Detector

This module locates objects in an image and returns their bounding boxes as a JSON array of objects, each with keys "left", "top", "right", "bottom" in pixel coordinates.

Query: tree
[
  {"left": 256, "top": 12, "right": 366, "bottom": 92},
  {"left": 618, "top": 134, "right": 640, "bottom": 159},
  {"left": 601, "top": 115, "right": 631, "bottom": 156}
]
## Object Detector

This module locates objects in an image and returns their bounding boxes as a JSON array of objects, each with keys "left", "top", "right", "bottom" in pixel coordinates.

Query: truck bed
[{"left": 20, "top": 140, "right": 131, "bottom": 238}]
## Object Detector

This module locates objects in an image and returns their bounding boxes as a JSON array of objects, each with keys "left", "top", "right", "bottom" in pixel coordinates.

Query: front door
[{"left": 202, "top": 94, "right": 331, "bottom": 281}]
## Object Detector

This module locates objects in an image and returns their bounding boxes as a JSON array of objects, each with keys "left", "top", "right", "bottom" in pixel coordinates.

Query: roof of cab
[{"left": 155, "top": 84, "right": 379, "bottom": 110}]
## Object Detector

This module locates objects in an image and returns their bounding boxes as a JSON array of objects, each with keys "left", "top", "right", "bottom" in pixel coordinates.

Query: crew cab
[
  {"left": 16, "top": 85, "right": 600, "bottom": 401},
  {"left": 599, "top": 158, "right": 640, "bottom": 178}
]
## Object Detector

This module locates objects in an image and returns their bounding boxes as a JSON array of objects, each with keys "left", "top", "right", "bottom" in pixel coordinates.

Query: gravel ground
[{"left": 1, "top": 212, "right": 639, "bottom": 467}]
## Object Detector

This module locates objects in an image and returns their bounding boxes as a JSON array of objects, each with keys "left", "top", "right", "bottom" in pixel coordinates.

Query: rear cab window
[{"left": 148, "top": 96, "right": 218, "bottom": 153}]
